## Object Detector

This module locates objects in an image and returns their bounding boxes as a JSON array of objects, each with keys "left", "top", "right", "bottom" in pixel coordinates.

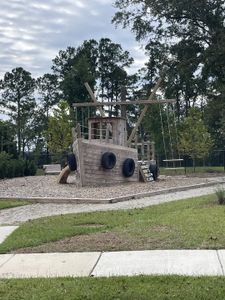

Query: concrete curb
[{"left": 0, "top": 179, "right": 224, "bottom": 204}]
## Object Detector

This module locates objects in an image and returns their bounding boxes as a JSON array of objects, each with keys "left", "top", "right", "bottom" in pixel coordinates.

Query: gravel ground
[
  {"left": 0, "top": 185, "right": 223, "bottom": 225},
  {"left": 0, "top": 175, "right": 224, "bottom": 225},
  {"left": 0, "top": 174, "right": 224, "bottom": 200}
]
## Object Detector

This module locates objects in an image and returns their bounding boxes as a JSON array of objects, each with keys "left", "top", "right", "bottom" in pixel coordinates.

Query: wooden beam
[
  {"left": 127, "top": 77, "right": 163, "bottom": 146},
  {"left": 73, "top": 98, "right": 175, "bottom": 107},
  {"left": 84, "top": 82, "right": 112, "bottom": 134},
  {"left": 84, "top": 82, "right": 105, "bottom": 117}
]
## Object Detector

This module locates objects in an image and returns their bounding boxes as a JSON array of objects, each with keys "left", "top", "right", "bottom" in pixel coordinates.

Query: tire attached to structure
[
  {"left": 122, "top": 158, "right": 135, "bottom": 177},
  {"left": 149, "top": 163, "right": 159, "bottom": 181},
  {"left": 101, "top": 152, "right": 117, "bottom": 169},
  {"left": 67, "top": 153, "right": 77, "bottom": 171}
]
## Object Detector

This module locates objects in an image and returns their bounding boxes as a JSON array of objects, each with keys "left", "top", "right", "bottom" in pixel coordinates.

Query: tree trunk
[
  {"left": 17, "top": 98, "right": 21, "bottom": 154},
  {"left": 193, "top": 157, "right": 196, "bottom": 173}
]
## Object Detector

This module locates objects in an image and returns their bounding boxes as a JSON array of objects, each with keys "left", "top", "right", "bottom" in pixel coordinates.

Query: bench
[{"left": 43, "top": 164, "right": 61, "bottom": 175}]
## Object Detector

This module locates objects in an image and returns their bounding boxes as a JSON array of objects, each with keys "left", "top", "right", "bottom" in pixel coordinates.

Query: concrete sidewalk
[{"left": 0, "top": 250, "right": 225, "bottom": 278}]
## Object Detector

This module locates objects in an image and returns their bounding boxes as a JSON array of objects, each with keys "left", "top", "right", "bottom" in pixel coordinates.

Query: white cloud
[{"left": 0, "top": 0, "right": 148, "bottom": 79}]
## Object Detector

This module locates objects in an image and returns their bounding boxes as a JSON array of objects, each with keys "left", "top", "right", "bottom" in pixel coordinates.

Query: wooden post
[
  {"left": 127, "top": 77, "right": 162, "bottom": 146},
  {"left": 105, "top": 123, "right": 110, "bottom": 142},
  {"left": 141, "top": 140, "right": 145, "bottom": 161},
  {"left": 84, "top": 82, "right": 105, "bottom": 117},
  {"left": 77, "top": 123, "right": 81, "bottom": 138},
  {"left": 135, "top": 133, "right": 138, "bottom": 148},
  {"left": 99, "top": 121, "right": 102, "bottom": 141},
  {"left": 147, "top": 141, "right": 150, "bottom": 162},
  {"left": 85, "top": 82, "right": 112, "bottom": 137},
  {"left": 151, "top": 142, "right": 155, "bottom": 161},
  {"left": 120, "top": 86, "right": 127, "bottom": 119}
]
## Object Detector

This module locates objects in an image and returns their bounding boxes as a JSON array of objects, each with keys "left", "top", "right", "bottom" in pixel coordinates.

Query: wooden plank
[
  {"left": 57, "top": 165, "right": 71, "bottom": 184},
  {"left": 139, "top": 167, "right": 148, "bottom": 183},
  {"left": 84, "top": 82, "right": 105, "bottom": 117},
  {"left": 43, "top": 164, "right": 61, "bottom": 175},
  {"left": 73, "top": 98, "right": 176, "bottom": 107},
  {"left": 163, "top": 159, "right": 184, "bottom": 162},
  {"left": 164, "top": 167, "right": 185, "bottom": 170},
  {"left": 76, "top": 138, "right": 139, "bottom": 186}
]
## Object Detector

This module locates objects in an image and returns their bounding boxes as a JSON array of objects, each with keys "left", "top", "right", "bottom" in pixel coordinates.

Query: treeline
[{"left": 0, "top": 38, "right": 137, "bottom": 158}]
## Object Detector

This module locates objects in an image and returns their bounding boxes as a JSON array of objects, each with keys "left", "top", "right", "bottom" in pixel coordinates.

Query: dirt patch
[
  {"left": 74, "top": 224, "right": 104, "bottom": 228},
  {"left": 12, "top": 229, "right": 174, "bottom": 254},
  {"left": 150, "top": 225, "right": 171, "bottom": 233},
  {"left": 12, "top": 232, "right": 127, "bottom": 253}
]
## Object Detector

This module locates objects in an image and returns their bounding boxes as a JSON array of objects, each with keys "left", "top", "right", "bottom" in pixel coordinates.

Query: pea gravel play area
[{"left": 0, "top": 174, "right": 224, "bottom": 201}]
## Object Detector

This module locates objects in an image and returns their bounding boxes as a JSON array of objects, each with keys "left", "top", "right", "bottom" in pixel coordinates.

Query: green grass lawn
[
  {"left": 35, "top": 168, "right": 44, "bottom": 176},
  {"left": 0, "top": 200, "right": 29, "bottom": 210},
  {"left": 1, "top": 276, "right": 225, "bottom": 300},
  {"left": 1, "top": 194, "right": 225, "bottom": 253},
  {"left": 160, "top": 165, "right": 225, "bottom": 175}
]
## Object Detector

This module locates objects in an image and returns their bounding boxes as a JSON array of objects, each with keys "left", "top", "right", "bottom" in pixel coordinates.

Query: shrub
[
  {"left": 13, "top": 159, "right": 25, "bottom": 177},
  {"left": 24, "top": 160, "right": 37, "bottom": 176},
  {"left": 0, "top": 152, "right": 11, "bottom": 179},
  {"left": 0, "top": 151, "right": 37, "bottom": 179},
  {"left": 215, "top": 185, "right": 225, "bottom": 205},
  {"left": 5, "top": 160, "right": 15, "bottom": 178}
]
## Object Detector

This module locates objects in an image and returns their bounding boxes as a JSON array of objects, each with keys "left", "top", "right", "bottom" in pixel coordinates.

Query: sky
[{"left": 0, "top": 0, "right": 147, "bottom": 80}]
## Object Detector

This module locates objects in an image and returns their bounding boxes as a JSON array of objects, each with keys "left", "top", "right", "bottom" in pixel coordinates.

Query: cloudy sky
[{"left": 0, "top": 0, "right": 147, "bottom": 79}]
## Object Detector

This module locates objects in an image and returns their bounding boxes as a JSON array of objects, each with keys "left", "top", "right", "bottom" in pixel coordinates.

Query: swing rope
[
  {"left": 159, "top": 101, "right": 184, "bottom": 170},
  {"left": 172, "top": 103, "right": 181, "bottom": 160},
  {"left": 158, "top": 102, "right": 168, "bottom": 163},
  {"left": 166, "top": 104, "right": 174, "bottom": 160}
]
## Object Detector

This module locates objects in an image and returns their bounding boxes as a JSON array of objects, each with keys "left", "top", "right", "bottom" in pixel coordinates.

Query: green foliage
[
  {"left": 52, "top": 38, "right": 135, "bottom": 123},
  {"left": 0, "top": 151, "right": 37, "bottom": 179},
  {"left": 0, "top": 67, "right": 36, "bottom": 154},
  {"left": 98, "top": 38, "right": 133, "bottom": 103},
  {"left": 113, "top": 0, "right": 225, "bottom": 142},
  {"left": 52, "top": 40, "right": 98, "bottom": 108},
  {"left": 37, "top": 74, "right": 60, "bottom": 116},
  {"left": 24, "top": 160, "right": 37, "bottom": 176},
  {"left": 0, "top": 152, "right": 11, "bottom": 178},
  {"left": 204, "top": 91, "right": 225, "bottom": 149},
  {"left": 44, "top": 100, "right": 73, "bottom": 153},
  {"left": 0, "top": 120, "right": 17, "bottom": 156},
  {"left": 113, "top": 0, "right": 225, "bottom": 83},
  {"left": 215, "top": 185, "right": 225, "bottom": 205},
  {"left": 178, "top": 108, "right": 213, "bottom": 162}
]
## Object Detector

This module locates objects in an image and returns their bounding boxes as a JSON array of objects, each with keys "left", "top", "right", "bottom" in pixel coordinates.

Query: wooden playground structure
[{"left": 58, "top": 79, "right": 176, "bottom": 186}]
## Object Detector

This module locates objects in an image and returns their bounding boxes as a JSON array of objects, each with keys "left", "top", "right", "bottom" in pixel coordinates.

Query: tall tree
[
  {"left": 36, "top": 73, "right": 61, "bottom": 155},
  {"left": 113, "top": 0, "right": 225, "bottom": 111},
  {"left": 204, "top": 91, "right": 225, "bottom": 150},
  {"left": 37, "top": 73, "right": 60, "bottom": 121},
  {"left": 0, "top": 120, "right": 17, "bottom": 156},
  {"left": 98, "top": 38, "right": 134, "bottom": 114},
  {"left": 52, "top": 40, "right": 98, "bottom": 107},
  {"left": 44, "top": 100, "right": 73, "bottom": 154},
  {"left": 0, "top": 67, "right": 36, "bottom": 155},
  {"left": 178, "top": 108, "right": 213, "bottom": 169}
]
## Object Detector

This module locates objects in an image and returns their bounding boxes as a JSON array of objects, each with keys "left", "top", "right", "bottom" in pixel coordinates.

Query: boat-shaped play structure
[{"left": 58, "top": 79, "right": 175, "bottom": 186}]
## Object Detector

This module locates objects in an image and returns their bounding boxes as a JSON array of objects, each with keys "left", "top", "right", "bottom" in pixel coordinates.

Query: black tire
[
  {"left": 123, "top": 158, "right": 135, "bottom": 177},
  {"left": 67, "top": 153, "right": 77, "bottom": 171},
  {"left": 101, "top": 152, "right": 116, "bottom": 169},
  {"left": 149, "top": 163, "right": 159, "bottom": 181}
]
